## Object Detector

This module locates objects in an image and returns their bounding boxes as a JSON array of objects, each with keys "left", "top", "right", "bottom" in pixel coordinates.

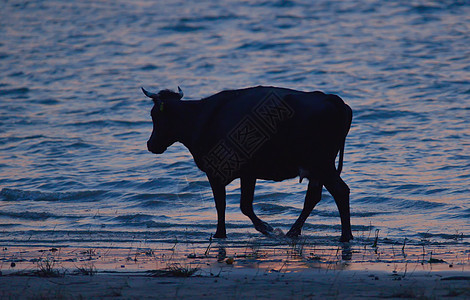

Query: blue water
[{"left": 0, "top": 0, "right": 469, "bottom": 252}]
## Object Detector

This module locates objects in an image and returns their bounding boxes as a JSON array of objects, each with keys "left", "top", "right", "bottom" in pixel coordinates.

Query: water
[{"left": 0, "top": 0, "right": 469, "bottom": 259}]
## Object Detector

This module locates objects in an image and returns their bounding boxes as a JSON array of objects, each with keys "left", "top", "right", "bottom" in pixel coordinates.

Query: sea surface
[{"left": 0, "top": 0, "right": 469, "bottom": 262}]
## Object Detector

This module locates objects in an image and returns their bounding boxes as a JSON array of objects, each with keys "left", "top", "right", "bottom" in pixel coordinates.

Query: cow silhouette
[{"left": 143, "top": 86, "right": 353, "bottom": 242}]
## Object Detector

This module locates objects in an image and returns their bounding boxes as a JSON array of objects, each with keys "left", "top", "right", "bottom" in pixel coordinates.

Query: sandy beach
[
  {"left": 1, "top": 268, "right": 470, "bottom": 299},
  {"left": 1, "top": 243, "right": 469, "bottom": 299}
]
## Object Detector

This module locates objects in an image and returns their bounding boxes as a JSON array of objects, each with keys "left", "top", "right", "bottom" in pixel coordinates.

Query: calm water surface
[{"left": 0, "top": 0, "right": 469, "bottom": 257}]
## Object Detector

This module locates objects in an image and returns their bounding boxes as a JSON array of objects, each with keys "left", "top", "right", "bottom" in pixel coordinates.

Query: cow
[{"left": 143, "top": 85, "right": 353, "bottom": 242}]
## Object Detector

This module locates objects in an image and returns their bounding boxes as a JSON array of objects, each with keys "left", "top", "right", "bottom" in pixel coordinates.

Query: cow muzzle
[{"left": 147, "top": 140, "right": 166, "bottom": 154}]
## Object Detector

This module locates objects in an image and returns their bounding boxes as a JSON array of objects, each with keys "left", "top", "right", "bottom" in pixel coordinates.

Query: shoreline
[{"left": 1, "top": 239, "right": 468, "bottom": 273}]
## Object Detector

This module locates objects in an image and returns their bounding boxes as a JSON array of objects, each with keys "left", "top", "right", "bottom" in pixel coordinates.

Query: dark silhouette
[{"left": 143, "top": 86, "right": 353, "bottom": 242}]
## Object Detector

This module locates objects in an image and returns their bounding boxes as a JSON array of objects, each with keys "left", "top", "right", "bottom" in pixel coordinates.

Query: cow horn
[
  {"left": 178, "top": 86, "right": 184, "bottom": 99},
  {"left": 141, "top": 87, "right": 158, "bottom": 99}
]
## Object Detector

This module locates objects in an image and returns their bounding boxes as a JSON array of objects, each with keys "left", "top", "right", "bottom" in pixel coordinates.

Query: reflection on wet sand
[{"left": 1, "top": 237, "right": 467, "bottom": 276}]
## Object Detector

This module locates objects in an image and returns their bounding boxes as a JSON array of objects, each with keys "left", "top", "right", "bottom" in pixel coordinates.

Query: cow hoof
[
  {"left": 286, "top": 228, "right": 301, "bottom": 238},
  {"left": 255, "top": 222, "right": 274, "bottom": 235},
  {"left": 339, "top": 234, "right": 354, "bottom": 243},
  {"left": 214, "top": 232, "right": 227, "bottom": 239}
]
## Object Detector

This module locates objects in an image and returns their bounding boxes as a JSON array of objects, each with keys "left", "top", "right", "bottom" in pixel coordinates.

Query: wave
[
  {"left": 417, "top": 231, "right": 469, "bottom": 240},
  {"left": 354, "top": 108, "right": 427, "bottom": 122},
  {"left": 355, "top": 195, "right": 447, "bottom": 210},
  {"left": 394, "top": 199, "right": 447, "bottom": 210},
  {"left": 255, "top": 192, "right": 295, "bottom": 201},
  {"left": 0, "top": 188, "right": 106, "bottom": 202},
  {"left": 0, "top": 211, "right": 57, "bottom": 221},
  {"left": 112, "top": 213, "right": 157, "bottom": 223},
  {"left": 136, "top": 192, "right": 201, "bottom": 207},
  {"left": 64, "top": 119, "right": 149, "bottom": 128},
  {"left": 160, "top": 23, "right": 206, "bottom": 33},
  {"left": 254, "top": 203, "right": 300, "bottom": 215},
  {"left": 0, "top": 87, "right": 29, "bottom": 96}
]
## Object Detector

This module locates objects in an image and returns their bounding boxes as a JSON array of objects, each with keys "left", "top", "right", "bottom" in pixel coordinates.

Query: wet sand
[{"left": 0, "top": 242, "right": 469, "bottom": 299}]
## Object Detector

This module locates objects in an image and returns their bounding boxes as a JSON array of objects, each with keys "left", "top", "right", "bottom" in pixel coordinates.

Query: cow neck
[{"left": 175, "top": 100, "right": 204, "bottom": 152}]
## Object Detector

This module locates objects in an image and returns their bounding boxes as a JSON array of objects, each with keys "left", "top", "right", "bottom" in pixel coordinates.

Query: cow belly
[
  {"left": 241, "top": 138, "right": 333, "bottom": 181},
  {"left": 241, "top": 152, "right": 300, "bottom": 181}
]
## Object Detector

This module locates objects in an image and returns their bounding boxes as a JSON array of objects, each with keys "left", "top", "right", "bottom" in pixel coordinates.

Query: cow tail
[
  {"left": 337, "top": 103, "right": 352, "bottom": 175},
  {"left": 337, "top": 143, "right": 345, "bottom": 175},
  {"left": 326, "top": 94, "right": 352, "bottom": 175}
]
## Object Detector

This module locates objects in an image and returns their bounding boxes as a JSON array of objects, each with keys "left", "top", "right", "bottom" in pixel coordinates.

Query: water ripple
[
  {"left": 0, "top": 0, "right": 468, "bottom": 249},
  {"left": 0, "top": 188, "right": 106, "bottom": 202}
]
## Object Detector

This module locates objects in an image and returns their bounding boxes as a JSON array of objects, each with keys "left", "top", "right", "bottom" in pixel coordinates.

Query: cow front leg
[
  {"left": 209, "top": 178, "right": 227, "bottom": 238},
  {"left": 324, "top": 174, "right": 353, "bottom": 242},
  {"left": 287, "top": 180, "right": 322, "bottom": 238},
  {"left": 240, "top": 177, "right": 273, "bottom": 235}
]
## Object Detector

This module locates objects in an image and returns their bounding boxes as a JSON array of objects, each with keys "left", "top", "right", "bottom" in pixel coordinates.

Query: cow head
[{"left": 143, "top": 86, "right": 184, "bottom": 154}]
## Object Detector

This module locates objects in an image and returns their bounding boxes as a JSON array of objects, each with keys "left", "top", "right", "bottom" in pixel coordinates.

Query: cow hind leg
[
  {"left": 323, "top": 171, "right": 353, "bottom": 242},
  {"left": 240, "top": 177, "right": 273, "bottom": 235},
  {"left": 286, "top": 180, "right": 322, "bottom": 238}
]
